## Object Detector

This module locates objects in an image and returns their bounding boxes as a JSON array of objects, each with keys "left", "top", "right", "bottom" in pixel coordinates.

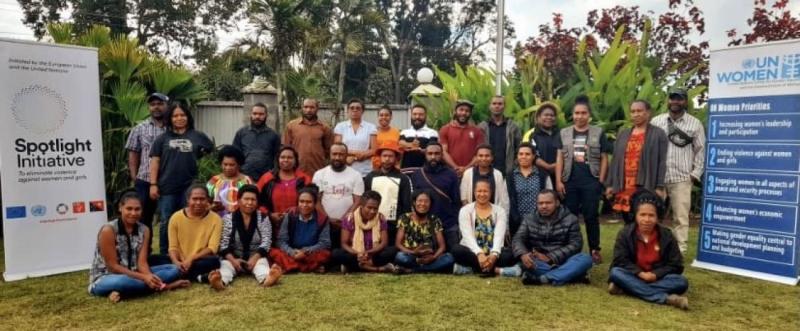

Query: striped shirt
[
  {"left": 651, "top": 112, "right": 706, "bottom": 184},
  {"left": 125, "top": 118, "right": 166, "bottom": 182}
]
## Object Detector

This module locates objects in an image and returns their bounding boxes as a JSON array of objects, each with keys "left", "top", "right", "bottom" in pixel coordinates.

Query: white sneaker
[{"left": 453, "top": 263, "right": 473, "bottom": 275}]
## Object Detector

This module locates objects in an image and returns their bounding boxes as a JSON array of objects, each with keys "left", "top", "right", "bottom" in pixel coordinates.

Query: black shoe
[{"left": 521, "top": 271, "right": 543, "bottom": 286}]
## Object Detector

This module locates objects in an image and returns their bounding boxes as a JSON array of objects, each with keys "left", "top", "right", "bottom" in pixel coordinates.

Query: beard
[
  {"left": 151, "top": 111, "right": 163, "bottom": 119},
  {"left": 456, "top": 116, "right": 469, "bottom": 125},
  {"left": 331, "top": 160, "right": 346, "bottom": 171},
  {"left": 425, "top": 160, "right": 442, "bottom": 171},
  {"left": 251, "top": 119, "right": 266, "bottom": 128},
  {"left": 412, "top": 119, "right": 425, "bottom": 130},
  {"left": 303, "top": 113, "right": 318, "bottom": 121},
  {"left": 669, "top": 104, "right": 686, "bottom": 113}
]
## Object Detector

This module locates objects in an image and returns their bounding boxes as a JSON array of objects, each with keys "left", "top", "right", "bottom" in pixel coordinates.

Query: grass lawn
[{"left": 0, "top": 223, "right": 798, "bottom": 330}]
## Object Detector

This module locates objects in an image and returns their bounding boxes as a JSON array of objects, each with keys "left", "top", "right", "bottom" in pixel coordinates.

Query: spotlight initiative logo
[{"left": 11, "top": 85, "right": 68, "bottom": 134}]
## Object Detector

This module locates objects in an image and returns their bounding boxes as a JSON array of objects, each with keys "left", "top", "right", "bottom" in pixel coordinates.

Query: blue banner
[
  {"left": 705, "top": 171, "right": 800, "bottom": 204},
  {"left": 707, "top": 143, "right": 800, "bottom": 173},
  {"left": 697, "top": 42, "right": 800, "bottom": 284},
  {"left": 708, "top": 114, "right": 800, "bottom": 142},
  {"left": 698, "top": 226, "right": 797, "bottom": 278},
  {"left": 703, "top": 198, "right": 798, "bottom": 235},
  {"left": 709, "top": 94, "right": 800, "bottom": 114}
]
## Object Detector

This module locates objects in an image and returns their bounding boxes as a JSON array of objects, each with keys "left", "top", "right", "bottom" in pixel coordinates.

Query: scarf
[{"left": 352, "top": 207, "right": 381, "bottom": 253}]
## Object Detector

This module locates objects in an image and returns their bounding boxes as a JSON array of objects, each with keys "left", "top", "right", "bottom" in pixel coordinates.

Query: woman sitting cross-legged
[
  {"left": 218, "top": 185, "right": 283, "bottom": 288},
  {"left": 394, "top": 190, "right": 454, "bottom": 273},
  {"left": 452, "top": 179, "right": 518, "bottom": 277},
  {"left": 167, "top": 184, "right": 225, "bottom": 290},
  {"left": 608, "top": 189, "right": 689, "bottom": 310},
  {"left": 89, "top": 190, "right": 189, "bottom": 303},
  {"left": 269, "top": 186, "right": 332, "bottom": 273},
  {"left": 331, "top": 191, "right": 399, "bottom": 273}
]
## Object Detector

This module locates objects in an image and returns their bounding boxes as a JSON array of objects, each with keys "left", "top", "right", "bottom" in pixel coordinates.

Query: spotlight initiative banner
[
  {"left": 694, "top": 39, "right": 800, "bottom": 285},
  {"left": 0, "top": 39, "right": 106, "bottom": 281}
]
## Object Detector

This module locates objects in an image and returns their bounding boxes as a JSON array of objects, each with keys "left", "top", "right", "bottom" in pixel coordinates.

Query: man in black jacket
[{"left": 513, "top": 190, "right": 593, "bottom": 285}]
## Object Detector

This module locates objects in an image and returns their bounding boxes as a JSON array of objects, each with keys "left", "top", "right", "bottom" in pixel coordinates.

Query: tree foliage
[
  {"left": 17, "top": 0, "right": 240, "bottom": 59},
  {"left": 727, "top": 0, "right": 800, "bottom": 46}
]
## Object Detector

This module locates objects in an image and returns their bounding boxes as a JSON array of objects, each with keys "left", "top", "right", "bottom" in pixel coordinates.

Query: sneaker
[
  {"left": 263, "top": 264, "right": 283, "bottom": 287},
  {"left": 208, "top": 270, "right": 225, "bottom": 291},
  {"left": 608, "top": 282, "right": 623, "bottom": 295},
  {"left": 521, "top": 271, "right": 543, "bottom": 285},
  {"left": 666, "top": 294, "right": 689, "bottom": 310},
  {"left": 499, "top": 264, "right": 522, "bottom": 277},
  {"left": 453, "top": 263, "right": 474, "bottom": 275},
  {"left": 591, "top": 250, "right": 603, "bottom": 264}
]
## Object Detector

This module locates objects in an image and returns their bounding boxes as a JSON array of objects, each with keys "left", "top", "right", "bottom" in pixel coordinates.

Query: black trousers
[
  {"left": 331, "top": 246, "right": 399, "bottom": 271},
  {"left": 185, "top": 256, "right": 221, "bottom": 281},
  {"left": 564, "top": 180, "right": 602, "bottom": 251},
  {"left": 135, "top": 179, "right": 159, "bottom": 252},
  {"left": 451, "top": 244, "right": 516, "bottom": 271}
]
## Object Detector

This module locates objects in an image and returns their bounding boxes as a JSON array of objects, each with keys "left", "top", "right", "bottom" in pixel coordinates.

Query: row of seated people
[{"left": 89, "top": 183, "right": 689, "bottom": 310}]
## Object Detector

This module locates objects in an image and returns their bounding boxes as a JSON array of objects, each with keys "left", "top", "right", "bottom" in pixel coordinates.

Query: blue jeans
[
  {"left": 609, "top": 267, "right": 689, "bottom": 304},
  {"left": 395, "top": 252, "right": 454, "bottom": 273},
  {"left": 158, "top": 192, "right": 186, "bottom": 255},
  {"left": 522, "top": 252, "right": 593, "bottom": 285},
  {"left": 90, "top": 264, "right": 180, "bottom": 297}
]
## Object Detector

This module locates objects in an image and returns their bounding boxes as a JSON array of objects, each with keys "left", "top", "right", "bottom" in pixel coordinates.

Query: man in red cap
[{"left": 363, "top": 140, "right": 412, "bottom": 245}]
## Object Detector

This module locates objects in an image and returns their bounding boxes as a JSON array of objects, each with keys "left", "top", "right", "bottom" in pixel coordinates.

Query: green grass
[{"left": 1, "top": 224, "right": 798, "bottom": 330}]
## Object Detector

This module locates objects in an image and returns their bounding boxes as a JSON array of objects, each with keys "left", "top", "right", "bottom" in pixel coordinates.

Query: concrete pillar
[{"left": 241, "top": 76, "right": 280, "bottom": 133}]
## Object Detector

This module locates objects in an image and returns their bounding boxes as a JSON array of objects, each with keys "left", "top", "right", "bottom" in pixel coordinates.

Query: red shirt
[
  {"left": 439, "top": 123, "right": 485, "bottom": 167},
  {"left": 636, "top": 228, "right": 661, "bottom": 272}
]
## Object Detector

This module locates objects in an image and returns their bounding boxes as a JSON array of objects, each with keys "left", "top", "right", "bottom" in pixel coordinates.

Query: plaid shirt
[
  {"left": 651, "top": 113, "right": 706, "bottom": 184},
  {"left": 125, "top": 118, "right": 166, "bottom": 182}
]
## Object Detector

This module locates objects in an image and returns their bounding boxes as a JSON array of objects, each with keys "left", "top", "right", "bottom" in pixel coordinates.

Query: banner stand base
[
  {"left": 3, "top": 264, "right": 90, "bottom": 282},
  {"left": 692, "top": 260, "right": 799, "bottom": 286}
]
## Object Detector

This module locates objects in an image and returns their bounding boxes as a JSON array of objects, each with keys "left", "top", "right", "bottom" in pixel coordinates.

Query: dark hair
[
  {"left": 361, "top": 190, "right": 383, "bottom": 204},
  {"left": 473, "top": 178, "right": 493, "bottom": 192},
  {"left": 252, "top": 102, "right": 268, "bottom": 112},
  {"left": 631, "top": 99, "right": 652, "bottom": 111},
  {"left": 516, "top": 142, "right": 538, "bottom": 160},
  {"left": 297, "top": 185, "right": 320, "bottom": 204},
  {"left": 536, "top": 103, "right": 558, "bottom": 118},
  {"left": 631, "top": 189, "right": 666, "bottom": 220},
  {"left": 537, "top": 189, "right": 559, "bottom": 201},
  {"left": 426, "top": 142, "right": 443, "bottom": 150},
  {"left": 573, "top": 95, "right": 592, "bottom": 114},
  {"left": 475, "top": 144, "right": 493, "bottom": 156},
  {"left": 115, "top": 189, "right": 141, "bottom": 208},
  {"left": 411, "top": 189, "right": 432, "bottom": 203},
  {"left": 378, "top": 105, "right": 392, "bottom": 115},
  {"left": 410, "top": 104, "right": 428, "bottom": 113},
  {"left": 331, "top": 142, "right": 348, "bottom": 154},
  {"left": 347, "top": 98, "right": 365, "bottom": 110},
  {"left": 185, "top": 183, "right": 210, "bottom": 202},
  {"left": 278, "top": 145, "right": 299, "bottom": 170},
  {"left": 165, "top": 102, "right": 195, "bottom": 131},
  {"left": 217, "top": 145, "right": 245, "bottom": 165},
  {"left": 238, "top": 184, "right": 259, "bottom": 200}
]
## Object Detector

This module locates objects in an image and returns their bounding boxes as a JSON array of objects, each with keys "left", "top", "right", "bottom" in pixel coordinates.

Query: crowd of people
[{"left": 90, "top": 89, "right": 705, "bottom": 311}]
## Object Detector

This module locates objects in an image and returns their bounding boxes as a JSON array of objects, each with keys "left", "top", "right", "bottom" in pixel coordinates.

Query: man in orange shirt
[
  {"left": 439, "top": 100, "right": 484, "bottom": 177},
  {"left": 282, "top": 98, "right": 334, "bottom": 176}
]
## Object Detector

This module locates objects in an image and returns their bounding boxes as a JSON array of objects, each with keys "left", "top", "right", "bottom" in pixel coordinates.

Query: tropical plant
[
  {"left": 559, "top": 20, "right": 706, "bottom": 139},
  {"left": 46, "top": 23, "right": 208, "bottom": 201}
]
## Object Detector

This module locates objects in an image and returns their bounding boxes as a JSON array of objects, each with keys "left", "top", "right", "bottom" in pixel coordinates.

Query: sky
[{"left": 0, "top": 0, "right": 796, "bottom": 70}]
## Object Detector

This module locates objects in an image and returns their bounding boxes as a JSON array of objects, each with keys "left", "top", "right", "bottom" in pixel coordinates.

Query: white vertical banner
[{"left": 1, "top": 39, "right": 106, "bottom": 281}]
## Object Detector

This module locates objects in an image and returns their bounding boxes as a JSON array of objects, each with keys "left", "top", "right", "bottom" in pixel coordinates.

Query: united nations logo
[
  {"left": 56, "top": 203, "right": 69, "bottom": 215},
  {"left": 30, "top": 205, "right": 46, "bottom": 217},
  {"left": 742, "top": 59, "right": 755, "bottom": 69},
  {"left": 11, "top": 85, "right": 68, "bottom": 134}
]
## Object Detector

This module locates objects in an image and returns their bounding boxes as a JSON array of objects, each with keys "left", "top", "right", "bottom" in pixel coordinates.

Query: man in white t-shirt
[{"left": 313, "top": 143, "right": 364, "bottom": 248}]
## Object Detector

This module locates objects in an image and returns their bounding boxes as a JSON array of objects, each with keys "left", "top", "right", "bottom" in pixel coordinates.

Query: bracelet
[{"left": 150, "top": 183, "right": 157, "bottom": 186}]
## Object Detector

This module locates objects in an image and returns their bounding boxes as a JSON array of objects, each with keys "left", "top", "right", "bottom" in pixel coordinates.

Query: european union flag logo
[{"left": 6, "top": 206, "right": 26, "bottom": 219}]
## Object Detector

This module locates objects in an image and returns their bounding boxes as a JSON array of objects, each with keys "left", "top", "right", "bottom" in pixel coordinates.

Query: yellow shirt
[{"left": 168, "top": 210, "right": 222, "bottom": 257}]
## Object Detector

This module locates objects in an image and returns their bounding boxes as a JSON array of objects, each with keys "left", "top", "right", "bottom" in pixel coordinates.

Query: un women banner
[
  {"left": 694, "top": 39, "right": 800, "bottom": 285},
  {"left": 0, "top": 39, "right": 106, "bottom": 281}
]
